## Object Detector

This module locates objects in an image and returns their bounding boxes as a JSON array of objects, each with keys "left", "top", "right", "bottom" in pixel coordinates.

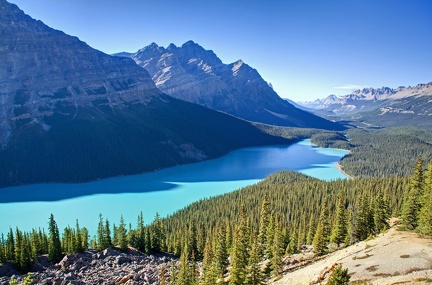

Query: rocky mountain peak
[{"left": 123, "top": 41, "right": 342, "bottom": 130}]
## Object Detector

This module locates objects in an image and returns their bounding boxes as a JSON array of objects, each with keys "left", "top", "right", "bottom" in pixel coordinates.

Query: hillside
[
  {"left": 0, "top": 0, "right": 289, "bottom": 187},
  {"left": 298, "top": 82, "right": 432, "bottom": 129},
  {"left": 115, "top": 42, "right": 343, "bottom": 130},
  {"left": 273, "top": 226, "right": 432, "bottom": 285}
]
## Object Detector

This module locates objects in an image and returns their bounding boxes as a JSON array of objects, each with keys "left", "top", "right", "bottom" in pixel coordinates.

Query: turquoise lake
[{"left": 0, "top": 139, "right": 349, "bottom": 235}]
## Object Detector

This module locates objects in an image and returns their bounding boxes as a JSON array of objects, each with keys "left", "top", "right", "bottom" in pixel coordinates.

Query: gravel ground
[{"left": 273, "top": 227, "right": 432, "bottom": 285}]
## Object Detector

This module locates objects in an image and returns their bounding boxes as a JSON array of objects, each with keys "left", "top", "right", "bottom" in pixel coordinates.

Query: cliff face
[
  {"left": 117, "top": 41, "right": 343, "bottom": 130},
  {"left": 0, "top": 0, "right": 288, "bottom": 187},
  {"left": 0, "top": 0, "right": 161, "bottom": 147}
]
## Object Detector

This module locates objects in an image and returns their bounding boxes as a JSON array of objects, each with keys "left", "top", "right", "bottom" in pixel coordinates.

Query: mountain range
[
  {"left": 298, "top": 82, "right": 432, "bottom": 128},
  {"left": 0, "top": 0, "right": 293, "bottom": 187},
  {"left": 114, "top": 42, "right": 342, "bottom": 130}
]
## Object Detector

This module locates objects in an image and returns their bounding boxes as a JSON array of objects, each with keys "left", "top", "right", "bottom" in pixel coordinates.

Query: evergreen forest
[{"left": 1, "top": 152, "right": 432, "bottom": 285}]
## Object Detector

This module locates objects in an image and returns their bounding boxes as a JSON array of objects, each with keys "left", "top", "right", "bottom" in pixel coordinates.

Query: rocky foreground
[{"left": 0, "top": 248, "right": 175, "bottom": 285}]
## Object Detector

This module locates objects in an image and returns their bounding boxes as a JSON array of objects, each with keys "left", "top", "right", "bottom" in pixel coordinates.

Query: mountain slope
[
  {"left": 298, "top": 82, "right": 432, "bottom": 128},
  {"left": 115, "top": 42, "right": 343, "bottom": 130},
  {"left": 0, "top": 0, "right": 288, "bottom": 188}
]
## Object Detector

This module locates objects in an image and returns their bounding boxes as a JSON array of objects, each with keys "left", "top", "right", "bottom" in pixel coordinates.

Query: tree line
[{"left": 1, "top": 157, "right": 431, "bottom": 284}]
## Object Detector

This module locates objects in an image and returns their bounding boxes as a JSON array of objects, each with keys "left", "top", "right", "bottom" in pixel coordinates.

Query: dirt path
[{"left": 272, "top": 228, "right": 432, "bottom": 284}]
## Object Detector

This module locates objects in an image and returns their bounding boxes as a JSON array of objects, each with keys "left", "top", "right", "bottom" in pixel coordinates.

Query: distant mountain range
[
  {"left": 0, "top": 0, "right": 290, "bottom": 187},
  {"left": 114, "top": 42, "right": 342, "bottom": 130},
  {"left": 298, "top": 82, "right": 432, "bottom": 128}
]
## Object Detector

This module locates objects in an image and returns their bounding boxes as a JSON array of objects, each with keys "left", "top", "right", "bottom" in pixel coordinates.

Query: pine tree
[
  {"left": 104, "top": 219, "right": 112, "bottom": 249},
  {"left": 97, "top": 214, "right": 105, "bottom": 250},
  {"left": 151, "top": 212, "right": 162, "bottom": 252},
  {"left": 81, "top": 227, "right": 89, "bottom": 250},
  {"left": 265, "top": 213, "right": 275, "bottom": 259},
  {"left": 6, "top": 228, "right": 15, "bottom": 261},
  {"left": 187, "top": 221, "right": 198, "bottom": 258},
  {"left": 257, "top": 195, "right": 270, "bottom": 251},
  {"left": 286, "top": 228, "right": 299, "bottom": 255},
  {"left": 246, "top": 234, "right": 264, "bottom": 285},
  {"left": 19, "top": 234, "right": 32, "bottom": 272},
  {"left": 373, "top": 191, "right": 389, "bottom": 234},
  {"left": 214, "top": 226, "right": 228, "bottom": 279},
  {"left": 189, "top": 251, "right": 199, "bottom": 285},
  {"left": 176, "top": 245, "right": 190, "bottom": 285},
  {"left": 401, "top": 155, "right": 424, "bottom": 230},
  {"left": 270, "top": 221, "right": 283, "bottom": 276},
  {"left": 306, "top": 217, "right": 316, "bottom": 245},
  {"left": 117, "top": 216, "right": 128, "bottom": 251},
  {"left": 330, "top": 193, "right": 347, "bottom": 247},
  {"left": 229, "top": 207, "right": 249, "bottom": 285},
  {"left": 313, "top": 202, "right": 330, "bottom": 255},
  {"left": 202, "top": 238, "right": 217, "bottom": 285},
  {"left": 418, "top": 160, "right": 432, "bottom": 236},
  {"left": 0, "top": 236, "right": 4, "bottom": 263},
  {"left": 136, "top": 211, "right": 145, "bottom": 251},
  {"left": 48, "top": 214, "right": 62, "bottom": 263},
  {"left": 327, "top": 264, "right": 350, "bottom": 285},
  {"left": 354, "top": 194, "right": 374, "bottom": 241}
]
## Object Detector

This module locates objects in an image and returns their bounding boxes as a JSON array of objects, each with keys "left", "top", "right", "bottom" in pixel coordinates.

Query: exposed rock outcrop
[{"left": 0, "top": 249, "right": 176, "bottom": 285}]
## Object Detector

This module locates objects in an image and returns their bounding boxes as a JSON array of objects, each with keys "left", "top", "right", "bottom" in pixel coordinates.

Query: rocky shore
[{"left": 0, "top": 248, "right": 176, "bottom": 285}]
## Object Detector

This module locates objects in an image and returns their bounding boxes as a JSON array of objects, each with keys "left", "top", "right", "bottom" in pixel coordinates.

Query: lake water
[{"left": 0, "top": 139, "right": 348, "bottom": 235}]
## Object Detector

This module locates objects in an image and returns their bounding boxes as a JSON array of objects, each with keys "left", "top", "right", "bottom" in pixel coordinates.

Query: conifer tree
[
  {"left": 265, "top": 213, "right": 275, "bottom": 259},
  {"left": 48, "top": 214, "right": 62, "bottom": 263},
  {"left": 373, "top": 191, "right": 389, "bottom": 234},
  {"left": 257, "top": 196, "right": 270, "bottom": 250},
  {"left": 176, "top": 244, "right": 190, "bottom": 285},
  {"left": 246, "top": 234, "right": 264, "bottom": 285},
  {"left": 286, "top": 229, "right": 299, "bottom": 255},
  {"left": 327, "top": 264, "right": 350, "bottom": 285},
  {"left": 6, "top": 228, "right": 15, "bottom": 261},
  {"left": 313, "top": 202, "right": 330, "bottom": 255},
  {"left": 214, "top": 226, "right": 228, "bottom": 279},
  {"left": 151, "top": 212, "right": 162, "bottom": 252},
  {"left": 117, "top": 216, "right": 128, "bottom": 251},
  {"left": 104, "top": 219, "right": 112, "bottom": 249},
  {"left": 202, "top": 238, "right": 217, "bottom": 285},
  {"left": 270, "top": 221, "right": 283, "bottom": 277},
  {"left": 306, "top": 217, "right": 316, "bottom": 245},
  {"left": 81, "top": 227, "right": 89, "bottom": 250},
  {"left": 229, "top": 207, "right": 250, "bottom": 285},
  {"left": 418, "top": 160, "right": 432, "bottom": 236},
  {"left": 401, "top": 155, "right": 424, "bottom": 230},
  {"left": 354, "top": 194, "right": 374, "bottom": 241},
  {"left": 189, "top": 251, "right": 199, "bottom": 285},
  {"left": 0, "top": 236, "right": 4, "bottom": 263},
  {"left": 187, "top": 221, "right": 198, "bottom": 258},
  {"left": 19, "top": 234, "right": 32, "bottom": 272},
  {"left": 330, "top": 193, "right": 347, "bottom": 247},
  {"left": 97, "top": 214, "right": 105, "bottom": 250},
  {"left": 136, "top": 211, "right": 145, "bottom": 251}
]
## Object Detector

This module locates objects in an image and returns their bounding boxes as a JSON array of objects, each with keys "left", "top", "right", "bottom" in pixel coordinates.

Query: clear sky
[{"left": 8, "top": 0, "right": 432, "bottom": 101}]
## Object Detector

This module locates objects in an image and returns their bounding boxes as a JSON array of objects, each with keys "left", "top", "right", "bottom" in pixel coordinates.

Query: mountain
[
  {"left": 298, "top": 82, "right": 432, "bottom": 128},
  {"left": 114, "top": 42, "right": 343, "bottom": 130},
  {"left": 0, "top": 0, "right": 288, "bottom": 188}
]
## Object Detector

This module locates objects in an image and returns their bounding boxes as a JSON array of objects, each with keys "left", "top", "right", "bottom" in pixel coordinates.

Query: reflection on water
[{"left": 0, "top": 140, "right": 348, "bottom": 234}]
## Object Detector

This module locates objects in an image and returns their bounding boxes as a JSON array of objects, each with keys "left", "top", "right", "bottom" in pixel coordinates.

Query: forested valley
[{"left": 1, "top": 149, "right": 432, "bottom": 285}]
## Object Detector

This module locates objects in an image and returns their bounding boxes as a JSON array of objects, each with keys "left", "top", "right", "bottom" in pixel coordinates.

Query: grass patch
[
  {"left": 405, "top": 267, "right": 426, "bottom": 274},
  {"left": 353, "top": 253, "right": 373, "bottom": 260},
  {"left": 366, "top": 265, "right": 379, "bottom": 272}
]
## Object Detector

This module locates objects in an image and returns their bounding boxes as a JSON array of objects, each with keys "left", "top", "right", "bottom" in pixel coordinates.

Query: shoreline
[{"left": 336, "top": 162, "right": 354, "bottom": 180}]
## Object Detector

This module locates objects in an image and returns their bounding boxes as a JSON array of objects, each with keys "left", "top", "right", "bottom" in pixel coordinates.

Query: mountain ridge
[
  {"left": 0, "top": 0, "right": 289, "bottom": 187},
  {"left": 114, "top": 41, "right": 343, "bottom": 130}
]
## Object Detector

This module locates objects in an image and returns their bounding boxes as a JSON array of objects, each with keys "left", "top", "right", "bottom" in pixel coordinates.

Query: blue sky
[{"left": 8, "top": 0, "right": 432, "bottom": 101}]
